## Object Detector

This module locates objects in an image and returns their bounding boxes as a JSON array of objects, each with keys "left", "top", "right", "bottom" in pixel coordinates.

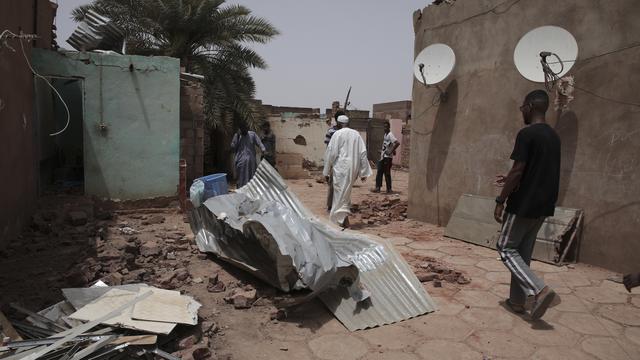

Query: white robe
[{"left": 323, "top": 128, "right": 372, "bottom": 225}]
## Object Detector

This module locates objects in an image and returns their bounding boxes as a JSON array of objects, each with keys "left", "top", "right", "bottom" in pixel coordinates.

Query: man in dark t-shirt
[{"left": 494, "top": 89, "right": 561, "bottom": 320}]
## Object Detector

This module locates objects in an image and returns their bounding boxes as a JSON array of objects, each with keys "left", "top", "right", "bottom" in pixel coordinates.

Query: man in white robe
[{"left": 323, "top": 115, "right": 372, "bottom": 227}]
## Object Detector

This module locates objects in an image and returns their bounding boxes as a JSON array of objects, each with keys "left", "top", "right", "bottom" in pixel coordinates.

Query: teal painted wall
[{"left": 32, "top": 49, "right": 180, "bottom": 199}]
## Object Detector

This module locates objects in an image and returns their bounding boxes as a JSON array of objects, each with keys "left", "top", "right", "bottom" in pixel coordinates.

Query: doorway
[{"left": 35, "top": 76, "right": 85, "bottom": 194}]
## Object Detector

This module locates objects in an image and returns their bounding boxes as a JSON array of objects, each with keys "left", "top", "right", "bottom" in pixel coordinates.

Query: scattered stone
[
  {"left": 157, "top": 271, "right": 177, "bottom": 286},
  {"left": 192, "top": 277, "right": 204, "bottom": 284},
  {"left": 102, "top": 272, "right": 123, "bottom": 286},
  {"left": 201, "top": 321, "right": 218, "bottom": 335},
  {"left": 191, "top": 346, "right": 211, "bottom": 360},
  {"left": 457, "top": 275, "right": 471, "bottom": 285},
  {"left": 207, "top": 275, "right": 226, "bottom": 293},
  {"left": 225, "top": 287, "right": 257, "bottom": 309},
  {"left": 140, "top": 241, "right": 161, "bottom": 257},
  {"left": 98, "top": 248, "right": 123, "bottom": 261},
  {"left": 433, "top": 279, "right": 442, "bottom": 287},
  {"left": 197, "top": 253, "right": 208, "bottom": 260},
  {"left": 175, "top": 268, "right": 190, "bottom": 281},
  {"left": 306, "top": 182, "right": 313, "bottom": 187},
  {"left": 416, "top": 272, "right": 438, "bottom": 282},
  {"left": 142, "top": 215, "right": 165, "bottom": 225},
  {"left": 166, "top": 252, "right": 177, "bottom": 260},
  {"left": 178, "top": 335, "right": 199, "bottom": 350},
  {"left": 315, "top": 176, "right": 326, "bottom": 184},
  {"left": 270, "top": 309, "right": 287, "bottom": 321}
]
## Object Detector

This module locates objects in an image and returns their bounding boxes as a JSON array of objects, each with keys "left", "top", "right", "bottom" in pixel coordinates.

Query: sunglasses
[{"left": 519, "top": 104, "right": 531, "bottom": 112}]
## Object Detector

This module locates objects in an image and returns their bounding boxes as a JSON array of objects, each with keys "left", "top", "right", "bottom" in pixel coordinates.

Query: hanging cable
[
  {"left": 1, "top": 29, "right": 71, "bottom": 136},
  {"left": 546, "top": 42, "right": 640, "bottom": 65},
  {"left": 540, "top": 50, "right": 640, "bottom": 108}
]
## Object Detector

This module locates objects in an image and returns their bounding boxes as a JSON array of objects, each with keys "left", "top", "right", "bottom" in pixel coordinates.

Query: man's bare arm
[
  {"left": 494, "top": 161, "right": 526, "bottom": 223},
  {"left": 498, "top": 161, "right": 526, "bottom": 201}
]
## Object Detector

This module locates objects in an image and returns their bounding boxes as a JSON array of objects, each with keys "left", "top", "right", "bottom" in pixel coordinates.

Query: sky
[{"left": 55, "top": 0, "right": 434, "bottom": 112}]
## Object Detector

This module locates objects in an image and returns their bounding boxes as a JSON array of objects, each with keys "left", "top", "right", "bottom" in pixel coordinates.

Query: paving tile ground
[{"left": 274, "top": 170, "right": 640, "bottom": 360}]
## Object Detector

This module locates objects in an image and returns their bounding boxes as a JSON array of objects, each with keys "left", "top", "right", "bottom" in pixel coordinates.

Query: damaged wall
[
  {"left": 0, "top": 0, "right": 55, "bottom": 247},
  {"left": 267, "top": 113, "right": 327, "bottom": 167},
  {"left": 180, "top": 78, "right": 205, "bottom": 186},
  {"left": 31, "top": 49, "right": 181, "bottom": 200},
  {"left": 409, "top": 0, "right": 640, "bottom": 272}
]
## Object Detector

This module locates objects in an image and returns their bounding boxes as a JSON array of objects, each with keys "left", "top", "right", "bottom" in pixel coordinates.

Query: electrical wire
[
  {"left": 546, "top": 42, "right": 640, "bottom": 65},
  {"left": 425, "top": 0, "right": 524, "bottom": 31},
  {"left": 1, "top": 29, "right": 71, "bottom": 136},
  {"left": 540, "top": 51, "right": 640, "bottom": 108}
]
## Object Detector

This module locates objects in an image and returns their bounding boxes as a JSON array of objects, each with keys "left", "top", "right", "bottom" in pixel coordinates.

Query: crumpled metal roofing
[
  {"left": 189, "top": 161, "right": 436, "bottom": 330},
  {"left": 67, "top": 10, "right": 125, "bottom": 53}
]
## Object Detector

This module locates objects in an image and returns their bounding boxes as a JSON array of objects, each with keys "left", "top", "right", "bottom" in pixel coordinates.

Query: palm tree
[{"left": 72, "top": 0, "right": 278, "bottom": 131}]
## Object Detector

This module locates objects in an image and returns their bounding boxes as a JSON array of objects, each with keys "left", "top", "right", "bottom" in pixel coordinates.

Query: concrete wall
[
  {"left": 409, "top": 0, "right": 640, "bottom": 272},
  {"left": 267, "top": 113, "right": 328, "bottom": 167},
  {"left": 372, "top": 100, "right": 412, "bottom": 121},
  {"left": 32, "top": 49, "right": 181, "bottom": 200},
  {"left": 0, "top": 0, "right": 54, "bottom": 247},
  {"left": 390, "top": 118, "right": 403, "bottom": 164}
]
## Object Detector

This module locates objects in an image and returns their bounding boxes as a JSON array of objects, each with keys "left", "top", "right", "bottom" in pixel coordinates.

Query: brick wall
[{"left": 179, "top": 79, "right": 205, "bottom": 186}]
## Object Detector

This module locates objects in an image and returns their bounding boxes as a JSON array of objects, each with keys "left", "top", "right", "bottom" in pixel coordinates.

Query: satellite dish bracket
[{"left": 418, "top": 63, "right": 448, "bottom": 103}]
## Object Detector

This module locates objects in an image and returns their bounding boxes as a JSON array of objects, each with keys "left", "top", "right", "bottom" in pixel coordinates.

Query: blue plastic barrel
[{"left": 198, "top": 173, "right": 228, "bottom": 200}]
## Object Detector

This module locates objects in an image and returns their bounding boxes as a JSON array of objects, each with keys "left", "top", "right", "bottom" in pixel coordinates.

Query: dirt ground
[{"left": 1, "top": 170, "right": 639, "bottom": 360}]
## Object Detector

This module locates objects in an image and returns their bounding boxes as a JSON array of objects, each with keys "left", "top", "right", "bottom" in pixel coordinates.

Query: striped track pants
[{"left": 497, "top": 213, "right": 546, "bottom": 304}]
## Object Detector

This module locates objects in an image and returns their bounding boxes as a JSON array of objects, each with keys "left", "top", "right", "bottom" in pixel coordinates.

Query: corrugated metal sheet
[
  {"left": 190, "top": 161, "right": 436, "bottom": 330},
  {"left": 67, "top": 10, "right": 125, "bottom": 52},
  {"left": 445, "top": 194, "right": 582, "bottom": 264}
]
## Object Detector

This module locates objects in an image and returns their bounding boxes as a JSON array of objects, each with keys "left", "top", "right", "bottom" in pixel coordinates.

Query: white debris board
[
  {"left": 131, "top": 288, "right": 201, "bottom": 325},
  {"left": 68, "top": 289, "right": 176, "bottom": 334}
]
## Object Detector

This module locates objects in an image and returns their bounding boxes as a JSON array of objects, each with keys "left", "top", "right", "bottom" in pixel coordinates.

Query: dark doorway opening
[{"left": 36, "top": 77, "right": 85, "bottom": 194}]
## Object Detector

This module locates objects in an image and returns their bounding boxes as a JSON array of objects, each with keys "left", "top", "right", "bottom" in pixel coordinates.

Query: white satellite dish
[
  {"left": 413, "top": 43, "right": 456, "bottom": 85},
  {"left": 514, "top": 25, "right": 578, "bottom": 83}
]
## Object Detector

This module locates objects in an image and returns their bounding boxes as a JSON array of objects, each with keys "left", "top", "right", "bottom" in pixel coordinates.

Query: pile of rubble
[
  {"left": 351, "top": 196, "right": 408, "bottom": 225},
  {"left": 406, "top": 255, "right": 471, "bottom": 287},
  {"left": 0, "top": 281, "right": 211, "bottom": 360},
  {"left": 0, "top": 196, "right": 220, "bottom": 359}
]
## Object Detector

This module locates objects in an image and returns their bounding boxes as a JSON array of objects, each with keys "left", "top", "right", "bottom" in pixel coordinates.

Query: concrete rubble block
[
  {"left": 207, "top": 274, "right": 226, "bottom": 293},
  {"left": 178, "top": 334, "right": 200, "bottom": 350},
  {"left": 225, "top": 288, "right": 257, "bottom": 309},
  {"left": 175, "top": 268, "right": 190, "bottom": 282},
  {"left": 142, "top": 214, "right": 165, "bottom": 225},
  {"left": 140, "top": 240, "right": 161, "bottom": 257}
]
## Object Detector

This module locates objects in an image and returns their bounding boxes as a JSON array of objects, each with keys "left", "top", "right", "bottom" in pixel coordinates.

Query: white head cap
[{"left": 337, "top": 115, "right": 349, "bottom": 124}]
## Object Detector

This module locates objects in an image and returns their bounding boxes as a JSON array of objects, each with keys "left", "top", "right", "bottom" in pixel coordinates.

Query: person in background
[
  {"left": 323, "top": 115, "right": 372, "bottom": 228},
  {"left": 372, "top": 121, "right": 400, "bottom": 193},
  {"left": 261, "top": 121, "right": 276, "bottom": 168},
  {"left": 231, "top": 122, "right": 265, "bottom": 188},
  {"left": 494, "top": 89, "right": 561, "bottom": 320},
  {"left": 324, "top": 110, "right": 346, "bottom": 212}
]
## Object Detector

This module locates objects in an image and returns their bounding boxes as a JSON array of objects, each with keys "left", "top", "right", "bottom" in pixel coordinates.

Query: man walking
[
  {"left": 323, "top": 115, "right": 371, "bottom": 228},
  {"left": 372, "top": 121, "right": 400, "bottom": 193},
  {"left": 494, "top": 90, "right": 561, "bottom": 320},
  {"left": 231, "top": 123, "right": 265, "bottom": 188},
  {"left": 324, "top": 110, "right": 345, "bottom": 212}
]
